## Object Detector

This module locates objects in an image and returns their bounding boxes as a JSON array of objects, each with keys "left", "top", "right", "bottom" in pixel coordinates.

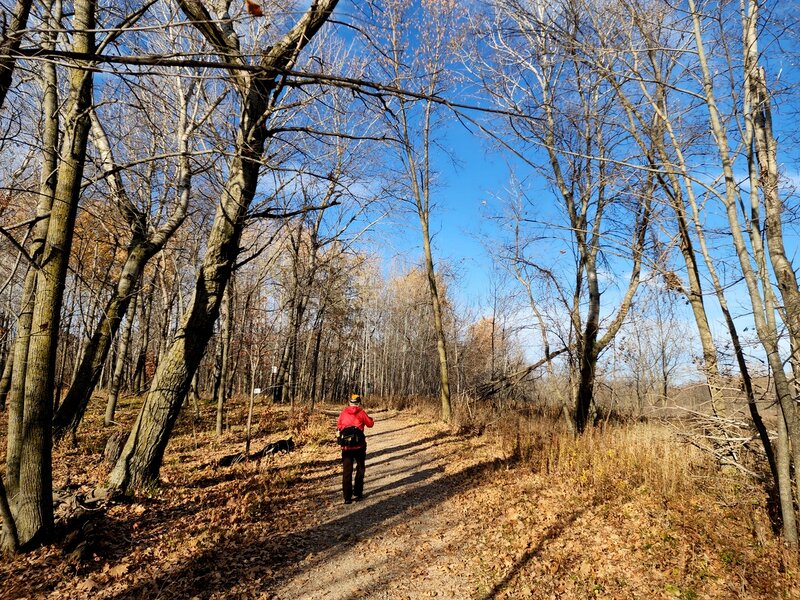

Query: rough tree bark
[
  {"left": 0, "top": 348, "right": 11, "bottom": 410},
  {"left": 107, "top": 0, "right": 340, "bottom": 494},
  {"left": 52, "top": 92, "right": 192, "bottom": 440},
  {"left": 4, "top": 0, "right": 62, "bottom": 498},
  {"left": 12, "top": 0, "right": 96, "bottom": 547}
]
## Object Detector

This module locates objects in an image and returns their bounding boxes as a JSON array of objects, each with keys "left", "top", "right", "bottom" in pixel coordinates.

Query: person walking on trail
[{"left": 337, "top": 394, "right": 374, "bottom": 504}]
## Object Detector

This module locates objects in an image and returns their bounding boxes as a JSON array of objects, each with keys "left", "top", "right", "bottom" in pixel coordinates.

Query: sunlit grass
[{"left": 516, "top": 420, "right": 709, "bottom": 498}]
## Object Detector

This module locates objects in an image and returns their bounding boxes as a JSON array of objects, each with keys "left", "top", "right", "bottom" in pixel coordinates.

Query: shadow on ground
[{"left": 106, "top": 431, "right": 511, "bottom": 599}]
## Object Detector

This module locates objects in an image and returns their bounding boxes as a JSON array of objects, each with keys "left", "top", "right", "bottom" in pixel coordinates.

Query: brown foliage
[
  {"left": 245, "top": 0, "right": 264, "bottom": 17},
  {"left": 0, "top": 395, "right": 794, "bottom": 598}
]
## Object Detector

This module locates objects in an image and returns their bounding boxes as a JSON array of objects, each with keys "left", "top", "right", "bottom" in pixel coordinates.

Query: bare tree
[
  {"left": 3, "top": 0, "right": 96, "bottom": 549},
  {"left": 479, "top": 0, "right": 652, "bottom": 432},
  {"left": 0, "top": 0, "right": 36, "bottom": 557},
  {"left": 107, "top": 0, "right": 340, "bottom": 495},
  {"left": 683, "top": 0, "right": 799, "bottom": 546},
  {"left": 52, "top": 66, "right": 212, "bottom": 440},
  {"left": 365, "top": 0, "right": 466, "bottom": 422}
]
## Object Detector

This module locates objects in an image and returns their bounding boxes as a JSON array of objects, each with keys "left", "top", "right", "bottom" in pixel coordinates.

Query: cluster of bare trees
[
  {"left": 476, "top": 0, "right": 800, "bottom": 545},
  {"left": 0, "top": 0, "right": 348, "bottom": 551},
  {"left": 0, "top": 0, "right": 516, "bottom": 552},
  {"left": 1, "top": 0, "right": 800, "bottom": 553}
]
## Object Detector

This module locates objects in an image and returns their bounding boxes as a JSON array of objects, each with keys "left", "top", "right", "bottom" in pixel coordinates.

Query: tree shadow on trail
[
  {"left": 365, "top": 465, "right": 446, "bottom": 497},
  {"left": 479, "top": 495, "right": 608, "bottom": 600},
  {"left": 366, "top": 432, "right": 453, "bottom": 461},
  {"left": 367, "top": 423, "right": 420, "bottom": 438},
  {"left": 106, "top": 444, "right": 512, "bottom": 599}
]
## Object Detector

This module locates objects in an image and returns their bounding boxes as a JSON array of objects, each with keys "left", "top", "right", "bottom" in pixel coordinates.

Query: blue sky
[
  {"left": 325, "top": 0, "right": 800, "bottom": 376},
  {"left": 370, "top": 119, "right": 516, "bottom": 311}
]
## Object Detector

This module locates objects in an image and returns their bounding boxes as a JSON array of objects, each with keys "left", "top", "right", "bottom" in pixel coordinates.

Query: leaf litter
[{"left": 0, "top": 397, "right": 797, "bottom": 599}]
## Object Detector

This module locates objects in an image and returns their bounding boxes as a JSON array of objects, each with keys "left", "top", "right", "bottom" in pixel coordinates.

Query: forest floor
[{"left": 1, "top": 399, "right": 799, "bottom": 599}]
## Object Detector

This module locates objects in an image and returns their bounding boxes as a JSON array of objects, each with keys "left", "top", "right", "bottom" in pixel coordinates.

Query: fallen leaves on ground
[{"left": 0, "top": 397, "right": 797, "bottom": 599}]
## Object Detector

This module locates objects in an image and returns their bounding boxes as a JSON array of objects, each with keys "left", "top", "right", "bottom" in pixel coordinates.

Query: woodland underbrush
[
  {"left": 372, "top": 393, "right": 798, "bottom": 596},
  {"left": 394, "top": 392, "right": 768, "bottom": 509},
  {"left": 502, "top": 416, "right": 710, "bottom": 499},
  {"left": 385, "top": 391, "right": 778, "bottom": 516},
  {"left": 0, "top": 392, "right": 797, "bottom": 599},
  {"left": 383, "top": 393, "right": 712, "bottom": 495}
]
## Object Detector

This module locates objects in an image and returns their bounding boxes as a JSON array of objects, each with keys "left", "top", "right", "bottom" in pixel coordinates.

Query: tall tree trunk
[
  {"left": 420, "top": 214, "right": 452, "bottom": 423},
  {"left": 309, "top": 307, "right": 325, "bottom": 410},
  {"left": 5, "top": 0, "right": 62, "bottom": 498},
  {"left": 574, "top": 261, "right": 600, "bottom": 434},
  {"left": 107, "top": 149, "right": 261, "bottom": 492},
  {"left": 133, "top": 282, "right": 154, "bottom": 393},
  {"left": 740, "top": 0, "right": 800, "bottom": 537},
  {"left": 57, "top": 283, "right": 79, "bottom": 412},
  {"left": 377, "top": 0, "right": 457, "bottom": 420},
  {"left": 14, "top": 0, "right": 95, "bottom": 547},
  {"left": 397, "top": 87, "right": 452, "bottom": 421},
  {"left": 689, "top": 0, "right": 798, "bottom": 545},
  {"left": 106, "top": 0, "right": 338, "bottom": 495},
  {"left": 245, "top": 356, "right": 257, "bottom": 457},
  {"left": 286, "top": 296, "right": 308, "bottom": 406},
  {"left": 743, "top": 14, "right": 800, "bottom": 489}
]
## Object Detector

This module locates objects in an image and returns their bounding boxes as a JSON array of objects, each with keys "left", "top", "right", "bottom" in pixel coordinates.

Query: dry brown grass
[
  {"left": 0, "top": 391, "right": 796, "bottom": 599},
  {"left": 395, "top": 392, "right": 737, "bottom": 504},
  {"left": 515, "top": 419, "right": 711, "bottom": 499}
]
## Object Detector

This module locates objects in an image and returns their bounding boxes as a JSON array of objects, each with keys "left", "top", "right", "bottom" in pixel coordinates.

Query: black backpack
[{"left": 337, "top": 426, "right": 365, "bottom": 446}]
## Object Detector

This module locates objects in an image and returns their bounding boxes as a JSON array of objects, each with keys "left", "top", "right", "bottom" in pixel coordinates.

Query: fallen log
[
  {"left": 475, "top": 348, "right": 568, "bottom": 400},
  {"left": 218, "top": 437, "right": 295, "bottom": 467}
]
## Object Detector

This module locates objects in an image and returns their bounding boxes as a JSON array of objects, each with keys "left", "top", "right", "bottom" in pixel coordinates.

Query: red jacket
[{"left": 337, "top": 405, "right": 374, "bottom": 450}]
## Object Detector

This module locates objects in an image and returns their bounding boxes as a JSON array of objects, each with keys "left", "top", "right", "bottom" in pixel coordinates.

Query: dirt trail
[
  {"left": 1, "top": 408, "right": 788, "bottom": 599},
  {"left": 268, "top": 413, "right": 790, "bottom": 600},
  {"left": 273, "top": 412, "right": 503, "bottom": 599}
]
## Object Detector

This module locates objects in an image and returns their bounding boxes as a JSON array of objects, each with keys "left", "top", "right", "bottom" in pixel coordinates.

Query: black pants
[{"left": 342, "top": 446, "right": 367, "bottom": 501}]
